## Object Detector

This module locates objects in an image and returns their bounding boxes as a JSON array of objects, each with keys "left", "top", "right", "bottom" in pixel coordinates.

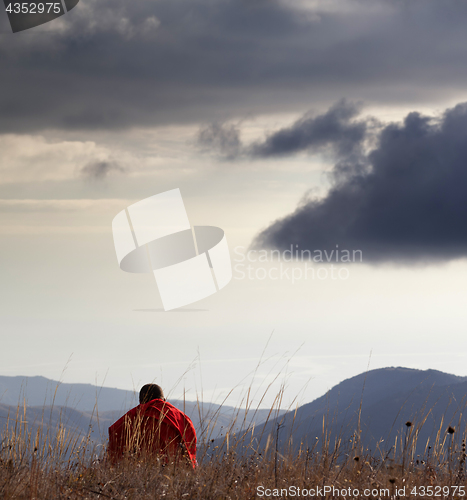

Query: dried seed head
[
  {"left": 448, "top": 426, "right": 456, "bottom": 435},
  {"left": 405, "top": 421, "right": 412, "bottom": 427}
]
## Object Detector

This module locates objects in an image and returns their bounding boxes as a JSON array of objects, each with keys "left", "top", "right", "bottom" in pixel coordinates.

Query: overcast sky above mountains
[{"left": 2, "top": 0, "right": 467, "bottom": 408}]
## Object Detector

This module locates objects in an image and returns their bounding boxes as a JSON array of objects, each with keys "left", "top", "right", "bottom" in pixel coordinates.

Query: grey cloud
[
  {"left": 249, "top": 100, "right": 368, "bottom": 158},
  {"left": 198, "top": 122, "right": 241, "bottom": 159},
  {"left": 2, "top": 0, "right": 467, "bottom": 132},
  {"left": 199, "top": 100, "right": 371, "bottom": 161},
  {"left": 252, "top": 102, "right": 467, "bottom": 262},
  {"left": 80, "top": 160, "right": 124, "bottom": 180}
]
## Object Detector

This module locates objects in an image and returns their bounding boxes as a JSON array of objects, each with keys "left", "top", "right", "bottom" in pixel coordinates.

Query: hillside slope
[
  {"left": 0, "top": 375, "right": 285, "bottom": 444},
  {"left": 218, "top": 367, "right": 467, "bottom": 458}
]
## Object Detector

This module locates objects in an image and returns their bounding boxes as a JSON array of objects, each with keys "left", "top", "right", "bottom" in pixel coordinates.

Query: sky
[{"left": 2, "top": 0, "right": 467, "bottom": 410}]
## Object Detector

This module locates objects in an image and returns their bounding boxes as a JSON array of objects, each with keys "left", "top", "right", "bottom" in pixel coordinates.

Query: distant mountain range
[
  {"left": 0, "top": 375, "right": 138, "bottom": 412},
  {"left": 3, "top": 368, "right": 467, "bottom": 460},
  {"left": 217, "top": 367, "right": 467, "bottom": 459},
  {"left": 0, "top": 375, "right": 284, "bottom": 445}
]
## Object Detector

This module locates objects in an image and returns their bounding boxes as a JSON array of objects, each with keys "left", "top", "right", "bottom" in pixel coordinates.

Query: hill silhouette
[
  {"left": 0, "top": 375, "right": 284, "bottom": 444},
  {"left": 214, "top": 367, "right": 467, "bottom": 458},
  {"left": 4, "top": 369, "right": 467, "bottom": 458}
]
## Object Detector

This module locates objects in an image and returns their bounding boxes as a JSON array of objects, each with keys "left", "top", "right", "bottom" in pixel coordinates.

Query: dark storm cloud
[
  {"left": 253, "top": 102, "right": 467, "bottom": 262},
  {"left": 3, "top": 0, "right": 467, "bottom": 132},
  {"left": 80, "top": 160, "right": 124, "bottom": 180},
  {"left": 198, "top": 100, "right": 372, "bottom": 160},
  {"left": 249, "top": 100, "right": 368, "bottom": 158}
]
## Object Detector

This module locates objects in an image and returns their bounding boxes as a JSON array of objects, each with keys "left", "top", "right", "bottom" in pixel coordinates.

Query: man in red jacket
[{"left": 108, "top": 384, "right": 197, "bottom": 467}]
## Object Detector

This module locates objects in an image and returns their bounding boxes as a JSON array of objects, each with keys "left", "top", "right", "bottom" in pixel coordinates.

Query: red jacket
[{"left": 108, "top": 399, "right": 197, "bottom": 467}]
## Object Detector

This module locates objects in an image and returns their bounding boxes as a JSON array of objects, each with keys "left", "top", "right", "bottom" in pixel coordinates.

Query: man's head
[{"left": 139, "top": 384, "right": 165, "bottom": 404}]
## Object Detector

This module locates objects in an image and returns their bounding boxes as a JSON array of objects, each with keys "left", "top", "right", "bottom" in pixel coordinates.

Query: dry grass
[{"left": 1, "top": 394, "right": 467, "bottom": 499}]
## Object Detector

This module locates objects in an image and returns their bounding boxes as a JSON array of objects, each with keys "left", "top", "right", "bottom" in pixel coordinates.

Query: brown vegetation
[{"left": 1, "top": 397, "right": 467, "bottom": 499}]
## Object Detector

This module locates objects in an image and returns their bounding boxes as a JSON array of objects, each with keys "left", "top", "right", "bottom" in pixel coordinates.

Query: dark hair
[{"left": 139, "top": 384, "right": 165, "bottom": 404}]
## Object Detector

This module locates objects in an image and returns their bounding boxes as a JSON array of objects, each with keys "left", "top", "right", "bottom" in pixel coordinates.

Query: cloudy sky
[{"left": 2, "top": 0, "right": 467, "bottom": 410}]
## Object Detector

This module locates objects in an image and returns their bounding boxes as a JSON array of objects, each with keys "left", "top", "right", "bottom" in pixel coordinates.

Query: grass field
[{"left": 1, "top": 395, "right": 466, "bottom": 499}]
